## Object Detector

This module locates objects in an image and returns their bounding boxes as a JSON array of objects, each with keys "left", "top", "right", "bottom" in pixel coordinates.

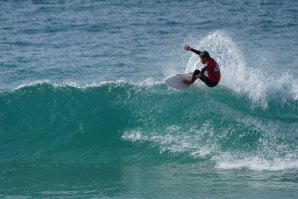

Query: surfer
[{"left": 182, "top": 44, "right": 221, "bottom": 87}]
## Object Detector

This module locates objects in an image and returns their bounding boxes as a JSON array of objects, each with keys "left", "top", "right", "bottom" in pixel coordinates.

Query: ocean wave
[{"left": 0, "top": 82, "right": 296, "bottom": 171}]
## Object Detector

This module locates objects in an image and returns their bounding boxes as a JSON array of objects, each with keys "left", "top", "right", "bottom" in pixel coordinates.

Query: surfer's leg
[{"left": 199, "top": 75, "right": 218, "bottom": 87}]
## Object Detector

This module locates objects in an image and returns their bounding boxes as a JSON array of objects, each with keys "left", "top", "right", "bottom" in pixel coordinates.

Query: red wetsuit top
[
  {"left": 190, "top": 48, "right": 221, "bottom": 83},
  {"left": 203, "top": 58, "right": 221, "bottom": 83}
]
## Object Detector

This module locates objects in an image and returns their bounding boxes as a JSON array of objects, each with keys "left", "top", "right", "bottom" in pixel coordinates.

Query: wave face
[
  {"left": 1, "top": 82, "right": 297, "bottom": 172},
  {"left": 1, "top": 81, "right": 297, "bottom": 198}
]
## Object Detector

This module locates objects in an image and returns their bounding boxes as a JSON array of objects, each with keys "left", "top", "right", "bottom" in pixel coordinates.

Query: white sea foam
[
  {"left": 122, "top": 117, "right": 298, "bottom": 171},
  {"left": 123, "top": 127, "right": 298, "bottom": 171},
  {"left": 122, "top": 124, "right": 218, "bottom": 158},
  {"left": 215, "top": 154, "right": 298, "bottom": 171},
  {"left": 11, "top": 77, "right": 165, "bottom": 92},
  {"left": 13, "top": 79, "right": 51, "bottom": 91}
]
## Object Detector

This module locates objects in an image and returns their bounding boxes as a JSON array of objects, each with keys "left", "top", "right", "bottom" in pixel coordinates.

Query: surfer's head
[{"left": 199, "top": 51, "right": 210, "bottom": 64}]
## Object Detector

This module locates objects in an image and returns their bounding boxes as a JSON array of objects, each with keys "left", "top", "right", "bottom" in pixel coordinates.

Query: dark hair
[{"left": 199, "top": 51, "right": 210, "bottom": 59}]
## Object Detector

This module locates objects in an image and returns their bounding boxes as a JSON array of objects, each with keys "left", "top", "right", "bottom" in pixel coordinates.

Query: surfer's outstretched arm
[{"left": 184, "top": 44, "right": 201, "bottom": 55}]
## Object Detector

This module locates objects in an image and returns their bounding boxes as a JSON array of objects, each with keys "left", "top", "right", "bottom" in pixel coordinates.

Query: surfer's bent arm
[
  {"left": 201, "top": 67, "right": 207, "bottom": 75},
  {"left": 183, "top": 67, "right": 206, "bottom": 85}
]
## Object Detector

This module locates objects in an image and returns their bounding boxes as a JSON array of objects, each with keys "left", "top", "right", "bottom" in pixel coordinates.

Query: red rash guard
[{"left": 203, "top": 58, "right": 221, "bottom": 83}]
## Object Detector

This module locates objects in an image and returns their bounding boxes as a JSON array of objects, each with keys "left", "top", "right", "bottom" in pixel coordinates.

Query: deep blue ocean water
[{"left": 0, "top": 0, "right": 298, "bottom": 198}]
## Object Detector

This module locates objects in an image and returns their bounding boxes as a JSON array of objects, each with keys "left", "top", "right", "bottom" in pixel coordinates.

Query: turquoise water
[{"left": 1, "top": 0, "right": 298, "bottom": 198}]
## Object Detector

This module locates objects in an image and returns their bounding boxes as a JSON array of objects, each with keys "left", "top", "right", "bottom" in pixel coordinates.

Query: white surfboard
[{"left": 165, "top": 73, "right": 193, "bottom": 89}]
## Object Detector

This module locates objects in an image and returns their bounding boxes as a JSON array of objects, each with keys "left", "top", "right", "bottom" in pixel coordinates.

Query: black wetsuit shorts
[{"left": 193, "top": 69, "right": 219, "bottom": 87}]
